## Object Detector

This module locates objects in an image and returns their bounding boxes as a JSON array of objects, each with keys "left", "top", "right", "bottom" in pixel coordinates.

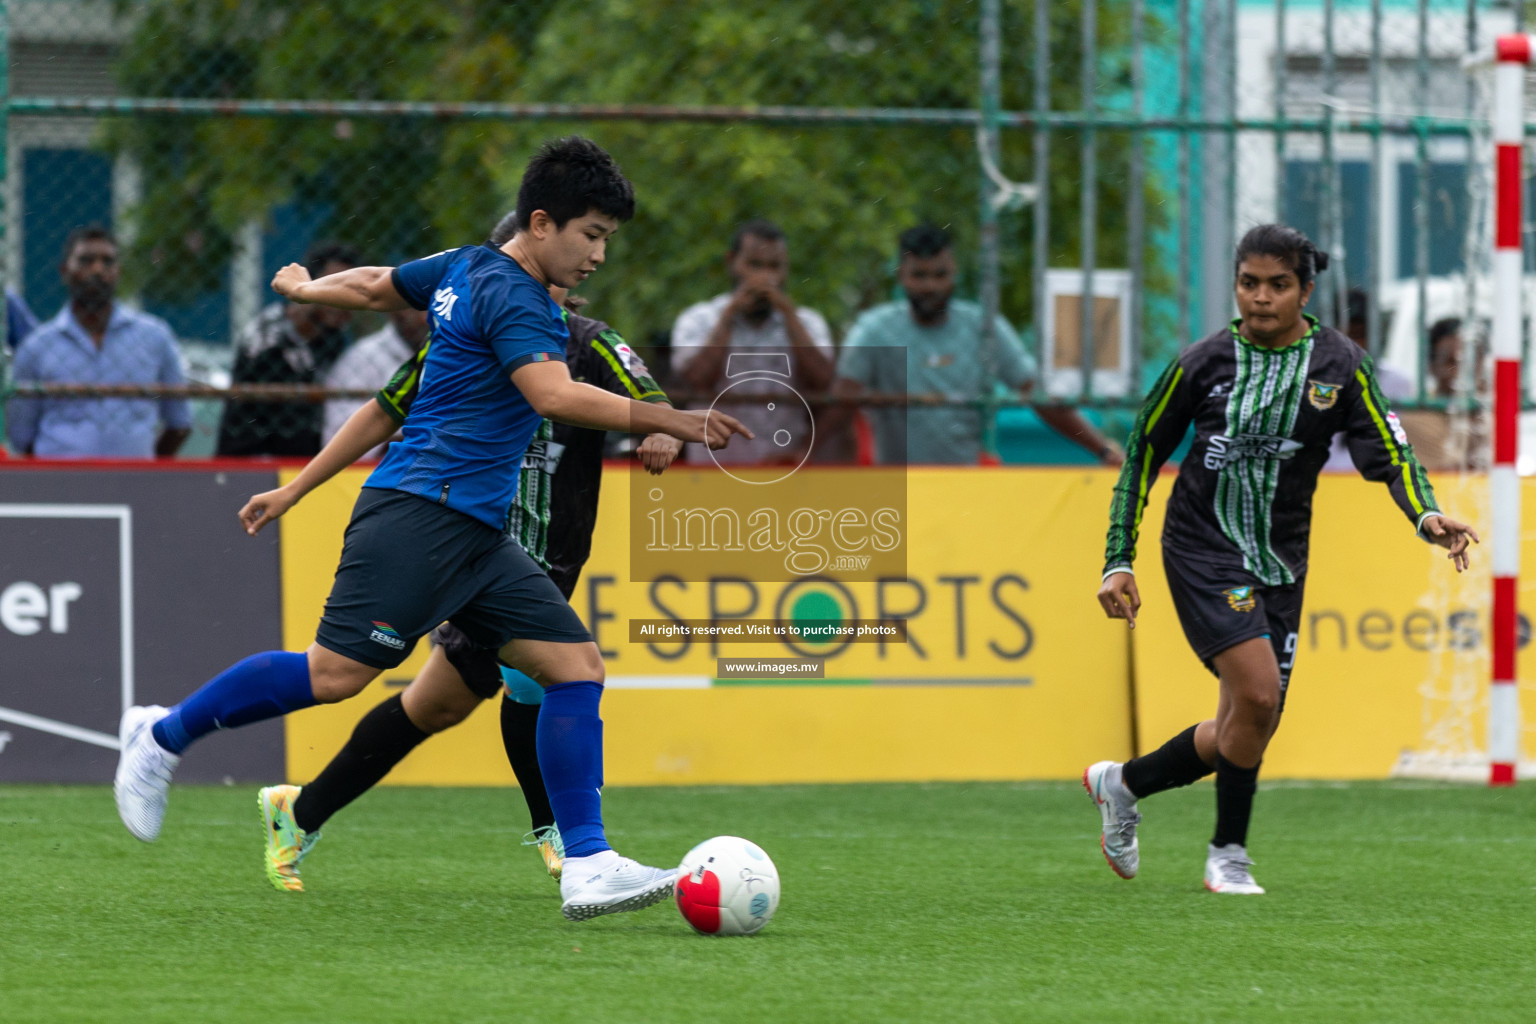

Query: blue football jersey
[{"left": 366, "top": 243, "right": 568, "bottom": 529}]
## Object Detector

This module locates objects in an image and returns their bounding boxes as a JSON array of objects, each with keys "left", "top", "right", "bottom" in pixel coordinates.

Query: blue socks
[
  {"left": 535, "top": 680, "right": 610, "bottom": 858},
  {"left": 151, "top": 651, "right": 316, "bottom": 755}
]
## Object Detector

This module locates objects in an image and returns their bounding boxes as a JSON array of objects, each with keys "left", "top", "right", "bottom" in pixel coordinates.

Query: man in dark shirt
[{"left": 215, "top": 241, "right": 360, "bottom": 456}]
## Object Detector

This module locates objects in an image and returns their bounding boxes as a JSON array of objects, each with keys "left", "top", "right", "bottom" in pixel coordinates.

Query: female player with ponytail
[{"left": 1085, "top": 225, "right": 1477, "bottom": 894}]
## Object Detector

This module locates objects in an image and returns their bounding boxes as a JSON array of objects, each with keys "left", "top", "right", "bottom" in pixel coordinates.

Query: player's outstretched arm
[
  {"left": 1033, "top": 403, "right": 1125, "bottom": 466},
  {"left": 272, "top": 263, "right": 410, "bottom": 312},
  {"left": 238, "top": 400, "right": 399, "bottom": 536},
  {"left": 512, "top": 360, "right": 752, "bottom": 449},
  {"left": 1420, "top": 513, "right": 1480, "bottom": 573},
  {"left": 1097, "top": 569, "right": 1141, "bottom": 629}
]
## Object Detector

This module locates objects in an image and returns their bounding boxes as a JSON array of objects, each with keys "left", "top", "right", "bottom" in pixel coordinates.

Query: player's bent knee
[
  {"left": 1237, "top": 684, "right": 1282, "bottom": 723},
  {"left": 413, "top": 701, "right": 477, "bottom": 734},
  {"left": 542, "top": 644, "right": 606, "bottom": 686},
  {"left": 305, "top": 645, "right": 380, "bottom": 703}
]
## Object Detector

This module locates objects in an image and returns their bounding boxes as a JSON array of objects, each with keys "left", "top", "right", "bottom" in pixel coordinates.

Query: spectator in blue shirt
[
  {"left": 7, "top": 224, "right": 192, "bottom": 458},
  {"left": 6, "top": 287, "right": 38, "bottom": 350}
]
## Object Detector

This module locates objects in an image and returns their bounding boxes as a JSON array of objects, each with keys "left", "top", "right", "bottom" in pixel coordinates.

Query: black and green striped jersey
[
  {"left": 376, "top": 311, "right": 667, "bottom": 595},
  {"left": 1104, "top": 315, "right": 1439, "bottom": 586}
]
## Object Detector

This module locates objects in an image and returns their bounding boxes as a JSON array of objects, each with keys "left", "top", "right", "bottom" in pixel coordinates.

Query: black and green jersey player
[
  {"left": 1084, "top": 224, "right": 1478, "bottom": 895},
  {"left": 280, "top": 263, "right": 679, "bottom": 882}
]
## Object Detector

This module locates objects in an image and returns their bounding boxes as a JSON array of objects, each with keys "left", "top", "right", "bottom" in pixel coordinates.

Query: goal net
[{"left": 1392, "top": 44, "right": 1532, "bottom": 782}]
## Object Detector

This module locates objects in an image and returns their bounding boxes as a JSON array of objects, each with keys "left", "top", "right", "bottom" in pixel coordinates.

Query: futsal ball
[{"left": 675, "top": 836, "right": 780, "bottom": 936}]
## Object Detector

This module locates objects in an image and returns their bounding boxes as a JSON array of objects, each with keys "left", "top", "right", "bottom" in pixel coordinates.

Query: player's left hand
[
  {"left": 636, "top": 433, "right": 683, "bottom": 475},
  {"left": 1422, "top": 514, "right": 1480, "bottom": 572},
  {"left": 239, "top": 486, "right": 300, "bottom": 536},
  {"left": 272, "top": 263, "right": 313, "bottom": 301},
  {"left": 1098, "top": 441, "right": 1126, "bottom": 467}
]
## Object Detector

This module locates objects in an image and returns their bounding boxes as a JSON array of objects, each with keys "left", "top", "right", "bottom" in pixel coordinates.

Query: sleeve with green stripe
[
  {"left": 1103, "top": 356, "right": 1195, "bottom": 576},
  {"left": 374, "top": 343, "right": 428, "bottom": 425},
  {"left": 591, "top": 327, "right": 670, "bottom": 404},
  {"left": 1342, "top": 354, "right": 1440, "bottom": 534}
]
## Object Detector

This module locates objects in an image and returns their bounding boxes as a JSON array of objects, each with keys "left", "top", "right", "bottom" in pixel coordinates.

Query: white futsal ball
[{"left": 675, "top": 835, "right": 780, "bottom": 936}]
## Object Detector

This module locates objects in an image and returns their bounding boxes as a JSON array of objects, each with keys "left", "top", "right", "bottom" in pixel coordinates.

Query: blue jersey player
[{"left": 113, "top": 137, "right": 750, "bottom": 921}]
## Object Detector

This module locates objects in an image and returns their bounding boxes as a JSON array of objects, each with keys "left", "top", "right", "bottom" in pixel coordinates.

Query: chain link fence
[{"left": 0, "top": 0, "right": 1524, "bottom": 464}]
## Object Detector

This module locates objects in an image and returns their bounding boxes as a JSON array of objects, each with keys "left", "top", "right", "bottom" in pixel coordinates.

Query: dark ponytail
[{"left": 1234, "top": 224, "right": 1328, "bottom": 288}]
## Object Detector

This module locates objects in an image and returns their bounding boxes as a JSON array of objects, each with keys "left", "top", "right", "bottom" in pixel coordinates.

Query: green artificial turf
[{"left": 1, "top": 781, "right": 1531, "bottom": 1023}]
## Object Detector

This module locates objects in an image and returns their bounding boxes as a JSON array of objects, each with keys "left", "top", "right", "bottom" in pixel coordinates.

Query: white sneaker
[
  {"left": 559, "top": 852, "right": 676, "bottom": 922},
  {"left": 1204, "top": 843, "right": 1265, "bottom": 894},
  {"left": 1083, "top": 760, "right": 1140, "bottom": 879},
  {"left": 113, "top": 705, "right": 180, "bottom": 842}
]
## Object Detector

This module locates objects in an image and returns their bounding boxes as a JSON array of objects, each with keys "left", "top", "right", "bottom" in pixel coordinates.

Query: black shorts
[
  {"left": 315, "top": 488, "right": 591, "bottom": 670},
  {"left": 430, "top": 620, "right": 504, "bottom": 700},
  {"left": 1161, "top": 551, "right": 1304, "bottom": 710},
  {"left": 429, "top": 551, "right": 585, "bottom": 699}
]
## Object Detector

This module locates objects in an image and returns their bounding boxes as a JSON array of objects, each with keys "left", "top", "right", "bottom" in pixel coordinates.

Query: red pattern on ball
[{"left": 676, "top": 869, "right": 723, "bottom": 933}]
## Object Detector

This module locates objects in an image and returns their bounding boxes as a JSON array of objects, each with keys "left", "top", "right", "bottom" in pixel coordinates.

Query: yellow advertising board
[
  {"left": 279, "top": 466, "right": 1133, "bottom": 785},
  {"left": 277, "top": 466, "right": 1532, "bottom": 786}
]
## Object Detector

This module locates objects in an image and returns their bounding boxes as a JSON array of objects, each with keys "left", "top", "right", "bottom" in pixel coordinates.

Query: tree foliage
[{"left": 108, "top": 0, "right": 1159, "bottom": 346}]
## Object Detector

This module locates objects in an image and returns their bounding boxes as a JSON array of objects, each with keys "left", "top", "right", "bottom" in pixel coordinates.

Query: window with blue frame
[
  {"left": 21, "top": 147, "right": 342, "bottom": 346},
  {"left": 1282, "top": 159, "right": 1372, "bottom": 289},
  {"left": 1396, "top": 162, "right": 1469, "bottom": 279},
  {"left": 23, "top": 147, "right": 231, "bottom": 342}
]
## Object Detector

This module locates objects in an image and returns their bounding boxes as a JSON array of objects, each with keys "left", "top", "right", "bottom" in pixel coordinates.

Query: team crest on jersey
[
  {"left": 1306, "top": 380, "right": 1341, "bottom": 410},
  {"left": 1223, "top": 587, "right": 1257, "bottom": 613}
]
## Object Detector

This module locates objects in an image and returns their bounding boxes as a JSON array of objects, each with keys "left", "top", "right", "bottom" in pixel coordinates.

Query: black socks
[
  {"left": 501, "top": 697, "right": 556, "bottom": 831},
  {"left": 292, "top": 694, "right": 428, "bottom": 834},
  {"left": 1120, "top": 724, "right": 1213, "bottom": 799},
  {"left": 1211, "top": 754, "right": 1261, "bottom": 849}
]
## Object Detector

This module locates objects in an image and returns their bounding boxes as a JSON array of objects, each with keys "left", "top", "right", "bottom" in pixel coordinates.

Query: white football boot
[
  {"left": 1083, "top": 760, "right": 1140, "bottom": 879},
  {"left": 559, "top": 850, "right": 676, "bottom": 921},
  {"left": 113, "top": 705, "right": 180, "bottom": 842},
  {"left": 1204, "top": 843, "right": 1265, "bottom": 894}
]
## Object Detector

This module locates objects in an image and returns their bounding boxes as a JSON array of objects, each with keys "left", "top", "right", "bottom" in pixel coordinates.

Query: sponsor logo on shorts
[
  {"left": 1307, "top": 380, "right": 1341, "bottom": 410},
  {"left": 1224, "top": 587, "right": 1257, "bottom": 613},
  {"left": 369, "top": 620, "right": 407, "bottom": 650}
]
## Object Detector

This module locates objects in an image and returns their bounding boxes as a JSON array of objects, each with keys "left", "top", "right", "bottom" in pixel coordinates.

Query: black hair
[
  {"left": 1429, "top": 317, "right": 1463, "bottom": 351},
  {"left": 515, "top": 136, "right": 635, "bottom": 231},
  {"left": 898, "top": 222, "right": 952, "bottom": 260},
  {"left": 729, "top": 218, "right": 785, "bottom": 254},
  {"left": 304, "top": 240, "right": 361, "bottom": 278},
  {"left": 489, "top": 209, "right": 519, "bottom": 246},
  {"left": 61, "top": 223, "right": 116, "bottom": 264},
  {"left": 1346, "top": 287, "right": 1369, "bottom": 327},
  {"left": 1233, "top": 224, "right": 1329, "bottom": 288}
]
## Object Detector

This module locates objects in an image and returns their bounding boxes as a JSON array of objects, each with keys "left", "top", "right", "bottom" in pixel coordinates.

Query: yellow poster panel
[
  {"left": 1133, "top": 474, "right": 1535, "bottom": 778},
  {"left": 279, "top": 466, "right": 1530, "bottom": 785},
  {"left": 279, "top": 467, "right": 1133, "bottom": 786}
]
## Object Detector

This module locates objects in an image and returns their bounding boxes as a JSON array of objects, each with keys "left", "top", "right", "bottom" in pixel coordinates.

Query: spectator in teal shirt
[{"left": 836, "top": 223, "right": 1122, "bottom": 466}]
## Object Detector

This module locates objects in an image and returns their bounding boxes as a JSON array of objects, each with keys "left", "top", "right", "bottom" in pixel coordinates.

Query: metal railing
[{"left": 0, "top": 1, "right": 1524, "bottom": 460}]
